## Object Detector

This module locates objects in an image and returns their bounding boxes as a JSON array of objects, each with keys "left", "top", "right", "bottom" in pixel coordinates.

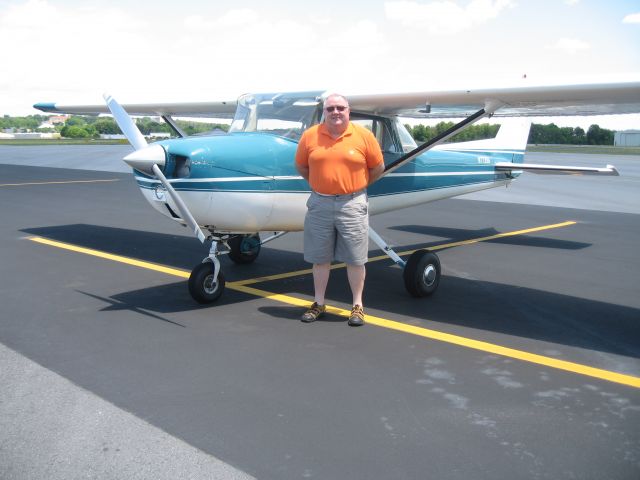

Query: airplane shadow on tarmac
[
  {"left": 390, "top": 224, "right": 592, "bottom": 250},
  {"left": 22, "top": 223, "right": 639, "bottom": 359}
]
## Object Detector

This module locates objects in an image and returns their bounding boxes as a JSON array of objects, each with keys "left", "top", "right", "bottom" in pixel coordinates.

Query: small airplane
[{"left": 34, "top": 81, "right": 640, "bottom": 304}]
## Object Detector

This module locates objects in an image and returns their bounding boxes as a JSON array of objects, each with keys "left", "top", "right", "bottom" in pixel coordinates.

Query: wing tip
[{"left": 33, "top": 102, "right": 57, "bottom": 113}]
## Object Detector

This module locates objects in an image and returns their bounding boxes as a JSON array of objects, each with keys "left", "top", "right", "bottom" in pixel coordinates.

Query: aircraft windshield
[{"left": 229, "top": 91, "right": 323, "bottom": 140}]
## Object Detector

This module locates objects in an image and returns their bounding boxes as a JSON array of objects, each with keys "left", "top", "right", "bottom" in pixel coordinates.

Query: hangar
[{"left": 614, "top": 129, "right": 640, "bottom": 146}]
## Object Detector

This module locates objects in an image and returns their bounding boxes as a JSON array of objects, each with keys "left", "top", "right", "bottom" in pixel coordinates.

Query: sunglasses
[{"left": 325, "top": 105, "right": 348, "bottom": 112}]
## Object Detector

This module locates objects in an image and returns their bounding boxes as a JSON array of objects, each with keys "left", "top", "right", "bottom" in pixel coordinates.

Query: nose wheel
[
  {"left": 188, "top": 261, "right": 226, "bottom": 304},
  {"left": 403, "top": 249, "right": 441, "bottom": 297}
]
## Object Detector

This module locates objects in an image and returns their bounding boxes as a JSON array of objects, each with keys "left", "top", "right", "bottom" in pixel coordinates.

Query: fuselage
[{"left": 133, "top": 131, "right": 522, "bottom": 233}]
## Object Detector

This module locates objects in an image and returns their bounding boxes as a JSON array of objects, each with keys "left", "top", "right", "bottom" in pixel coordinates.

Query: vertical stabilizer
[
  {"left": 435, "top": 118, "right": 531, "bottom": 153},
  {"left": 493, "top": 118, "right": 532, "bottom": 151}
]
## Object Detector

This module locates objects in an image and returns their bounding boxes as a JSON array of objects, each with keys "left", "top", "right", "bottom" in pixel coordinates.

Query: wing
[
  {"left": 345, "top": 81, "right": 640, "bottom": 118},
  {"left": 34, "top": 81, "right": 640, "bottom": 119},
  {"left": 33, "top": 99, "right": 238, "bottom": 118}
]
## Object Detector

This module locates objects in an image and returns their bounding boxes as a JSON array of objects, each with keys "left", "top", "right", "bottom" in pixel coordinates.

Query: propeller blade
[
  {"left": 103, "top": 93, "right": 148, "bottom": 151},
  {"left": 151, "top": 164, "right": 208, "bottom": 243}
]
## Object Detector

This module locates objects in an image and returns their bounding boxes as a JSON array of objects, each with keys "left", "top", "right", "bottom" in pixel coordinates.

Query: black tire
[
  {"left": 188, "top": 262, "right": 225, "bottom": 304},
  {"left": 228, "top": 233, "right": 261, "bottom": 264},
  {"left": 403, "top": 249, "right": 441, "bottom": 297}
]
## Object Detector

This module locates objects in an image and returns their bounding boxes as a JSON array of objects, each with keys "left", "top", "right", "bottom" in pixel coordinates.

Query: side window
[
  {"left": 379, "top": 123, "right": 399, "bottom": 153},
  {"left": 351, "top": 117, "right": 400, "bottom": 153},
  {"left": 351, "top": 118, "right": 374, "bottom": 132}
]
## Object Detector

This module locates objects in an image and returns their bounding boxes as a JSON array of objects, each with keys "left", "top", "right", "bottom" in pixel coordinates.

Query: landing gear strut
[{"left": 187, "top": 231, "right": 286, "bottom": 304}]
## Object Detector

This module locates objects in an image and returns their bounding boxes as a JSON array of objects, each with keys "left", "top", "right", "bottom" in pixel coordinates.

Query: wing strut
[
  {"left": 382, "top": 106, "right": 491, "bottom": 177},
  {"left": 162, "top": 115, "right": 187, "bottom": 138}
]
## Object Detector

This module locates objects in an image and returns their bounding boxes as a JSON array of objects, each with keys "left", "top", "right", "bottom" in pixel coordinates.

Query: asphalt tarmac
[{"left": 1, "top": 146, "right": 639, "bottom": 480}]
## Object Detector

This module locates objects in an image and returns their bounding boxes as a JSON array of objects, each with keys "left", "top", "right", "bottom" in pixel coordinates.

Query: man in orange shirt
[{"left": 295, "top": 93, "right": 385, "bottom": 326}]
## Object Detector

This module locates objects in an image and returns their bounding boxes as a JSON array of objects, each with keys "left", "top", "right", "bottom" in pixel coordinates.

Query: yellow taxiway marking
[
  {"left": 27, "top": 223, "right": 640, "bottom": 389},
  {"left": 232, "top": 284, "right": 640, "bottom": 389},
  {"left": 234, "top": 220, "right": 577, "bottom": 286},
  {"left": 28, "top": 236, "right": 190, "bottom": 279},
  {"left": 0, "top": 179, "right": 119, "bottom": 187}
]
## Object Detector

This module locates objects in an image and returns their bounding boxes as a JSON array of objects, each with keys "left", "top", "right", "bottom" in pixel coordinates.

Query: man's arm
[
  {"left": 368, "top": 162, "right": 385, "bottom": 185},
  {"left": 296, "top": 163, "right": 310, "bottom": 182}
]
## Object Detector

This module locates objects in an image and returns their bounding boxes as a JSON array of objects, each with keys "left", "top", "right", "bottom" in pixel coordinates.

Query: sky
[{"left": 1, "top": 0, "right": 639, "bottom": 129}]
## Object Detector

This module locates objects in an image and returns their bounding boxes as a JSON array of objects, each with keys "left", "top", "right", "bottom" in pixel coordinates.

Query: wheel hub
[
  {"left": 203, "top": 274, "right": 218, "bottom": 294},
  {"left": 423, "top": 264, "right": 436, "bottom": 286}
]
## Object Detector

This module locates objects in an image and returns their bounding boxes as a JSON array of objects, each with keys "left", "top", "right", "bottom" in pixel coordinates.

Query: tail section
[{"left": 434, "top": 118, "right": 531, "bottom": 161}]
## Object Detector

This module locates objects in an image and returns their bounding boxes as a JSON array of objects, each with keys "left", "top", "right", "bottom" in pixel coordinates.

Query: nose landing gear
[
  {"left": 188, "top": 240, "right": 225, "bottom": 304},
  {"left": 187, "top": 232, "right": 287, "bottom": 304}
]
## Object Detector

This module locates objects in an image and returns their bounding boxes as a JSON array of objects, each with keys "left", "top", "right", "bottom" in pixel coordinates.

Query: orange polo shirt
[{"left": 295, "top": 122, "right": 384, "bottom": 195}]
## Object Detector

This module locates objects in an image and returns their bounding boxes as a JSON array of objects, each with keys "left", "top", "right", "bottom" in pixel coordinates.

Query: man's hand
[
  {"left": 368, "top": 163, "right": 385, "bottom": 185},
  {"left": 296, "top": 164, "right": 310, "bottom": 182}
]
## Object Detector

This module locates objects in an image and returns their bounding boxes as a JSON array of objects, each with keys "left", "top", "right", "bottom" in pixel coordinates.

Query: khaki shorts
[{"left": 303, "top": 191, "right": 369, "bottom": 265}]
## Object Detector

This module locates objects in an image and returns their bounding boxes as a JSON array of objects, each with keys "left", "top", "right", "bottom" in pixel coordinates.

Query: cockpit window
[
  {"left": 394, "top": 118, "right": 418, "bottom": 153},
  {"left": 351, "top": 114, "right": 404, "bottom": 154},
  {"left": 229, "top": 91, "right": 323, "bottom": 140}
]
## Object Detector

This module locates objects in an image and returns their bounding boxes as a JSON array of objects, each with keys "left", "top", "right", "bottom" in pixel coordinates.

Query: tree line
[
  {"left": 2, "top": 114, "right": 615, "bottom": 145},
  {"left": 1, "top": 115, "right": 228, "bottom": 138},
  {"left": 404, "top": 121, "right": 615, "bottom": 145}
]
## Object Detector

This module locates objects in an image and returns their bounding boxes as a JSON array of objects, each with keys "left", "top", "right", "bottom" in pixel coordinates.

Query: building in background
[{"left": 614, "top": 130, "right": 640, "bottom": 147}]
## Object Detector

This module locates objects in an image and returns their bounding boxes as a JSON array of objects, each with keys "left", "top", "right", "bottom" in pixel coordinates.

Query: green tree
[
  {"left": 65, "top": 116, "right": 87, "bottom": 127},
  {"left": 572, "top": 127, "right": 586, "bottom": 144},
  {"left": 93, "top": 118, "right": 121, "bottom": 134},
  {"left": 136, "top": 117, "right": 170, "bottom": 135},
  {"left": 587, "top": 124, "right": 614, "bottom": 145},
  {"left": 61, "top": 125, "right": 90, "bottom": 138}
]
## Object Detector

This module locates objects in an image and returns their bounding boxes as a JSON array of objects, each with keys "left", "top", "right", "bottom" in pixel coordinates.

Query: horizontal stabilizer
[{"left": 495, "top": 162, "right": 619, "bottom": 176}]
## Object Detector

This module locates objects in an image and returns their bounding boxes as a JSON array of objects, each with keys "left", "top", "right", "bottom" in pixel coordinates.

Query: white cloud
[
  {"left": 549, "top": 37, "right": 590, "bottom": 54},
  {"left": 0, "top": 0, "right": 638, "bottom": 130},
  {"left": 384, "top": 0, "right": 514, "bottom": 34},
  {"left": 622, "top": 12, "right": 640, "bottom": 24},
  {"left": 183, "top": 9, "right": 260, "bottom": 31},
  {"left": 217, "top": 8, "right": 261, "bottom": 27},
  {"left": 0, "top": 0, "right": 151, "bottom": 109},
  {"left": 564, "top": 0, "right": 580, "bottom": 5}
]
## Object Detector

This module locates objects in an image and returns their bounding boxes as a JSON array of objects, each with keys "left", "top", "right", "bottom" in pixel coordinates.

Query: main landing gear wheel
[
  {"left": 403, "top": 249, "right": 441, "bottom": 297},
  {"left": 188, "top": 262, "right": 226, "bottom": 304},
  {"left": 228, "top": 233, "right": 261, "bottom": 264}
]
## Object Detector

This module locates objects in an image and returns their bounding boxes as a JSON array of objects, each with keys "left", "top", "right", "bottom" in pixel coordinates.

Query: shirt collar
[{"left": 319, "top": 122, "right": 353, "bottom": 140}]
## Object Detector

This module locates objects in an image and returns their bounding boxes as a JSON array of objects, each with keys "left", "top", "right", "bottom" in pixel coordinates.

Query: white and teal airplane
[{"left": 34, "top": 81, "right": 640, "bottom": 304}]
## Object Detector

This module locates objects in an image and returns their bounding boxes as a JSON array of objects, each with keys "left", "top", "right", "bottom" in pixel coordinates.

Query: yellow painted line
[
  {"left": 374, "top": 220, "right": 578, "bottom": 260},
  {"left": 232, "top": 262, "right": 346, "bottom": 286},
  {"left": 236, "top": 221, "right": 577, "bottom": 286},
  {"left": 231, "top": 284, "right": 640, "bottom": 389},
  {"left": 28, "top": 226, "right": 640, "bottom": 389},
  {"left": 0, "top": 179, "right": 119, "bottom": 187},
  {"left": 28, "top": 236, "right": 190, "bottom": 278}
]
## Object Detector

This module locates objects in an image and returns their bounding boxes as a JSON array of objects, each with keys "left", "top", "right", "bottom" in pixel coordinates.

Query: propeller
[
  {"left": 104, "top": 94, "right": 208, "bottom": 243},
  {"left": 103, "top": 93, "right": 147, "bottom": 151}
]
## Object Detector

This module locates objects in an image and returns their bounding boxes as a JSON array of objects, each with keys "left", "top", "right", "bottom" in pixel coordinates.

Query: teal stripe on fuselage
[
  {"left": 136, "top": 132, "right": 523, "bottom": 195},
  {"left": 135, "top": 171, "right": 511, "bottom": 196}
]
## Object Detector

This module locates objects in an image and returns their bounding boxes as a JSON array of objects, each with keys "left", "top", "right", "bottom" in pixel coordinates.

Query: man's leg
[
  {"left": 313, "top": 262, "right": 331, "bottom": 305},
  {"left": 346, "top": 263, "right": 365, "bottom": 307},
  {"left": 301, "top": 262, "right": 330, "bottom": 322}
]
